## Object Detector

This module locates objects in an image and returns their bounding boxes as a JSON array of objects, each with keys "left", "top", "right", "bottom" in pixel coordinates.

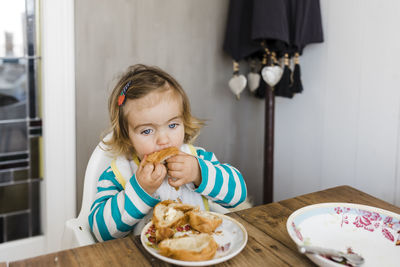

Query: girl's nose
[{"left": 156, "top": 131, "right": 169, "bottom": 146}]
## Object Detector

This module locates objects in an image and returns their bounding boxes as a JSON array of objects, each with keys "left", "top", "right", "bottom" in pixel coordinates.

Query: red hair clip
[{"left": 118, "top": 81, "right": 131, "bottom": 106}]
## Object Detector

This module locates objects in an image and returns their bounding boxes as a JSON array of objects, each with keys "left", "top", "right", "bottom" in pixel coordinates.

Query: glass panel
[
  {"left": 0, "top": 0, "right": 41, "bottom": 243},
  {"left": 0, "top": 122, "right": 28, "bottom": 154},
  {"left": 27, "top": 58, "right": 37, "bottom": 118},
  {"left": 14, "top": 168, "right": 29, "bottom": 181},
  {"left": 5, "top": 212, "right": 29, "bottom": 241},
  {"left": 26, "top": 0, "right": 36, "bottom": 56},
  {"left": 0, "top": 183, "right": 29, "bottom": 214},
  {"left": 30, "top": 180, "right": 41, "bottom": 236},
  {"left": 0, "top": 217, "right": 3, "bottom": 243},
  {"left": 0, "top": 169, "right": 29, "bottom": 184},
  {"left": 30, "top": 137, "right": 39, "bottom": 178},
  {"left": 0, "top": 170, "right": 12, "bottom": 184},
  {"left": 0, "top": 59, "right": 28, "bottom": 120},
  {"left": 0, "top": 0, "right": 26, "bottom": 57}
]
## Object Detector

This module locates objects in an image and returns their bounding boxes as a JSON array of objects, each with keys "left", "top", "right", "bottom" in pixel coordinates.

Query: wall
[
  {"left": 75, "top": 0, "right": 400, "bottom": 211},
  {"left": 274, "top": 0, "right": 400, "bottom": 206}
]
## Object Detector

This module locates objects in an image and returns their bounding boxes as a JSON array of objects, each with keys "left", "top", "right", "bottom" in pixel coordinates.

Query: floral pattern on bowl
[{"left": 287, "top": 203, "right": 400, "bottom": 267}]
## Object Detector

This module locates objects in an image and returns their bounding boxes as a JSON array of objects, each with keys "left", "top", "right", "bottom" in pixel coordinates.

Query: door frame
[{"left": 0, "top": 0, "right": 76, "bottom": 261}]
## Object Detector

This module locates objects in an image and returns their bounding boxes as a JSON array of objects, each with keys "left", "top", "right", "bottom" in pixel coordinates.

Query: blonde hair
[{"left": 104, "top": 64, "right": 204, "bottom": 157}]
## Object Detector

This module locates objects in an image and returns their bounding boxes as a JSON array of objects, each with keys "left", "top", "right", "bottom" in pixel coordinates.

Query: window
[{"left": 0, "top": 0, "right": 41, "bottom": 243}]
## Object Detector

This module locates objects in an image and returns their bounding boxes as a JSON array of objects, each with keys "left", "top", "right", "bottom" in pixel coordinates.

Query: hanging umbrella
[
  {"left": 288, "top": 0, "right": 324, "bottom": 94},
  {"left": 223, "top": 0, "right": 261, "bottom": 62},
  {"left": 222, "top": 0, "right": 324, "bottom": 203},
  {"left": 223, "top": 0, "right": 324, "bottom": 97}
]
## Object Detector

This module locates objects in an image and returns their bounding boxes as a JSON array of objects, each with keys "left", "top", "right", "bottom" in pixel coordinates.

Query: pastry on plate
[
  {"left": 187, "top": 210, "right": 223, "bottom": 233},
  {"left": 152, "top": 200, "right": 197, "bottom": 241},
  {"left": 158, "top": 233, "right": 218, "bottom": 261}
]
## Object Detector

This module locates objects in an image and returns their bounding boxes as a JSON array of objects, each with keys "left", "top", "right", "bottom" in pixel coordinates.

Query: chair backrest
[
  {"left": 62, "top": 133, "right": 114, "bottom": 249},
  {"left": 77, "top": 133, "right": 113, "bottom": 221}
]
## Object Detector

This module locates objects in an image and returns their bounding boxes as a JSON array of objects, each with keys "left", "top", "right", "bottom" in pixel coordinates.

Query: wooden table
[{"left": 9, "top": 185, "right": 400, "bottom": 266}]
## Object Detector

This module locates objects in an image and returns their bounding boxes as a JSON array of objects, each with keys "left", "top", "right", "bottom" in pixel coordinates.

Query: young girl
[{"left": 89, "top": 64, "right": 247, "bottom": 242}]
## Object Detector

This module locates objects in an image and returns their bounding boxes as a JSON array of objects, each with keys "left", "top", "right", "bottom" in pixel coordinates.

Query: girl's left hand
[{"left": 166, "top": 152, "right": 201, "bottom": 187}]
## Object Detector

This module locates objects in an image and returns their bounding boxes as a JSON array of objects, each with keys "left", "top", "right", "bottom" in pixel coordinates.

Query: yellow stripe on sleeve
[
  {"left": 132, "top": 153, "right": 140, "bottom": 167},
  {"left": 111, "top": 159, "right": 126, "bottom": 189},
  {"left": 188, "top": 144, "right": 197, "bottom": 156},
  {"left": 202, "top": 196, "right": 210, "bottom": 211}
]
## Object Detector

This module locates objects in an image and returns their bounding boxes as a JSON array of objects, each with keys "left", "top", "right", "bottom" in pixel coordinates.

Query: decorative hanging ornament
[
  {"left": 255, "top": 46, "right": 269, "bottom": 98},
  {"left": 261, "top": 50, "right": 283, "bottom": 87},
  {"left": 274, "top": 53, "right": 293, "bottom": 98},
  {"left": 228, "top": 61, "right": 247, "bottom": 100},
  {"left": 261, "top": 65, "right": 283, "bottom": 87},
  {"left": 289, "top": 52, "right": 303, "bottom": 94},
  {"left": 247, "top": 72, "right": 260, "bottom": 93},
  {"left": 247, "top": 59, "right": 261, "bottom": 93}
]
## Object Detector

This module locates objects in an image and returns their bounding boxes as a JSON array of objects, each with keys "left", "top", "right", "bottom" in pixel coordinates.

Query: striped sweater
[{"left": 89, "top": 146, "right": 247, "bottom": 242}]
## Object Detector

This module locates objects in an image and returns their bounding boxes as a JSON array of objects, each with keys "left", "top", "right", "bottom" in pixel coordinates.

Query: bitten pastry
[
  {"left": 158, "top": 233, "right": 218, "bottom": 261},
  {"left": 145, "top": 147, "right": 181, "bottom": 190},
  {"left": 187, "top": 210, "right": 223, "bottom": 233},
  {"left": 145, "top": 147, "right": 180, "bottom": 164}
]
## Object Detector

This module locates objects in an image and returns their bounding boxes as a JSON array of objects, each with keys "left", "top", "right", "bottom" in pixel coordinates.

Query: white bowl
[{"left": 286, "top": 203, "right": 400, "bottom": 267}]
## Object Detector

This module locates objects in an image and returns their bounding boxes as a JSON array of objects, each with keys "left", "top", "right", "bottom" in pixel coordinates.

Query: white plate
[
  {"left": 286, "top": 203, "right": 400, "bottom": 267},
  {"left": 140, "top": 212, "right": 248, "bottom": 266}
]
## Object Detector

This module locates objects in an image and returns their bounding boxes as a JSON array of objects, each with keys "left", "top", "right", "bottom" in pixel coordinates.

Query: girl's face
[{"left": 124, "top": 88, "right": 185, "bottom": 160}]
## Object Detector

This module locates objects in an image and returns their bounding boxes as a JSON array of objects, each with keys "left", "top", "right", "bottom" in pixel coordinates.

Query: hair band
[{"left": 118, "top": 80, "right": 131, "bottom": 106}]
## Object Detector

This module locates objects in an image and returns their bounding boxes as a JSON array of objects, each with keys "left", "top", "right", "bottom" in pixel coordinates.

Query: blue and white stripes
[
  {"left": 195, "top": 148, "right": 246, "bottom": 208},
  {"left": 89, "top": 146, "right": 246, "bottom": 241},
  {"left": 89, "top": 167, "right": 158, "bottom": 241}
]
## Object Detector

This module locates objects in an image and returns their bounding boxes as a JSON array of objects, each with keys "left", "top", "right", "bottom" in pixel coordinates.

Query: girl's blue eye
[
  {"left": 141, "top": 129, "right": 152, "bottom": 135},
  {"left": 169, "top": 123, "right": 178, "bottom": 129}
]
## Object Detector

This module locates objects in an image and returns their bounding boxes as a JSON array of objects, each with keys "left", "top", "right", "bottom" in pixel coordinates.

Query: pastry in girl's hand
[
  {"left": 158, "top": 233, "right": 218, "bottom": 261},
  {"left": 145, "top": 147, "right": 181, "bottom": 190},
  {"left": 145, "top": 147, "right": 180, "bottom": 164}
]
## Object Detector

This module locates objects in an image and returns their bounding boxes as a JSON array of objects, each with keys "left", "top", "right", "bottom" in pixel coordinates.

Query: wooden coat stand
[{"left": 263, "top": 84, "right": 274, "bottom": 204}]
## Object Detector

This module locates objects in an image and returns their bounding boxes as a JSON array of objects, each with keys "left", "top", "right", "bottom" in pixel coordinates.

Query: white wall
[
  {"left": 274, "top": 0, "right": 400, "bottom": 206},
  {"left": 75, "top": 0, "right": 400, "bottom": 208}
]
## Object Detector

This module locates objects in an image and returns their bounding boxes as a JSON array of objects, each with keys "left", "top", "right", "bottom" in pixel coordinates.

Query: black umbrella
[
  {"left": 223, "top": 0, "right": 324, "bottom": 203},
  {"left": 224, "top": 0, "right": 323, "bottom": 97}
]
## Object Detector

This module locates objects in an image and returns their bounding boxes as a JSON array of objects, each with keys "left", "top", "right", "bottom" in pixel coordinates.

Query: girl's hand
[
  {"left": 135, "top": 156, "right": 167, "bottom": 195},
  {"left": 166, "top": 152, "right": 202, "bottom": 188}
]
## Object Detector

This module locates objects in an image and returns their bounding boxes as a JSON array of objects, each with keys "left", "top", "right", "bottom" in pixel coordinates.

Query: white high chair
[{"left": 61, "top": 134, "right": 113, "bottom": 249}]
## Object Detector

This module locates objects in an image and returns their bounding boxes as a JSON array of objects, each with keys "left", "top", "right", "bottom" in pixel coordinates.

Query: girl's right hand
[{"left": 135, "top": 158, "right": 167, "bottom": 195}]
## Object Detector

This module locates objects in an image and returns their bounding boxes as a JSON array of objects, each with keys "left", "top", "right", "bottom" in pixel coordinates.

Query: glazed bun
[{"left": 158, "top": 233, "right": 218, "bottom": 261}]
